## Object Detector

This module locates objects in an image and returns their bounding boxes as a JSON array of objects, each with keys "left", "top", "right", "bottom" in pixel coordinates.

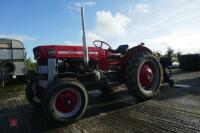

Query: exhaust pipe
[{"left": 81, "top": 7, "right": 89, "bottom": 66}]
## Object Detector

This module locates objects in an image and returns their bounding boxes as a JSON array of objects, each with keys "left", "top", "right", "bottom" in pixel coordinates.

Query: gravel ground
[{"left": 0, "top": 70, "right": 199, "bottom": 133}]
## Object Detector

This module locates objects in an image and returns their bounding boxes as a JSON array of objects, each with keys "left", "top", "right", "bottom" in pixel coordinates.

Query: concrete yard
[{"left": 0, "top": 70, "right": 200, "bottom": 133}]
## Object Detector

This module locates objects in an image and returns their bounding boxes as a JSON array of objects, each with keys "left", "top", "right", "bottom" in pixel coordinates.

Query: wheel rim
[
  {"left": 139, "top": 63, "right": 154, "bottom": 89},
  {"left": 53, "top": 88, "right": 82, "bottom": 118},
  {"left": 139, "top": 60, "right": 159, "bottom": 92}
]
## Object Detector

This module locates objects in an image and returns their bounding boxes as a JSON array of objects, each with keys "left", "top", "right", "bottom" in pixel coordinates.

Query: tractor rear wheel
[
  {"left": 126, "top": 53, "right": 161, "bottom": 101},
  {"left": 42, "top": 79, "right": 88, "bottom": 126}
]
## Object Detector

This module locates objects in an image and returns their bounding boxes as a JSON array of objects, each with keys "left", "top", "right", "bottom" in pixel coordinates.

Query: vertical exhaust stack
[{"left": 81, "top": 7, "right": 89, "bottom": 66}]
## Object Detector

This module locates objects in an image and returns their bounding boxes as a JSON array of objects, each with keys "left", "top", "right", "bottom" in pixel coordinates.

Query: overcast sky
[{"left": 0, "top": 0, "right": 200, "bottom": 58}]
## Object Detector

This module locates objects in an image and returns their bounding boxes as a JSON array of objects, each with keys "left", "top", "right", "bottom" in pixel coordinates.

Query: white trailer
[{"left": 0, "top": 38, "right": 27, "bottom": 86}]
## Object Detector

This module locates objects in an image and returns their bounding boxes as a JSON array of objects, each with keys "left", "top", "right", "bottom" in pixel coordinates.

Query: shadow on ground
[
  {"left": 0, "top": 70, "right": 199, "bottom": 133},
  {"left": 0, "top": 87, "right": 136, "bottom": 133},
  {"left": 154, "top": 75, "right": 200, "bottom": 101}
]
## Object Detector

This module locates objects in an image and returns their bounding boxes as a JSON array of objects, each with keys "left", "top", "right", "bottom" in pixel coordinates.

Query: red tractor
[{"left": 26, "top": 8, "right": 173, "bottom": 125}]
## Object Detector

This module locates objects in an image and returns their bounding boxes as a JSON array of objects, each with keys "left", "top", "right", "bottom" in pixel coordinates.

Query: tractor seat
[{"left": 111, "top": 45, "right": 129, "bottom": 55}]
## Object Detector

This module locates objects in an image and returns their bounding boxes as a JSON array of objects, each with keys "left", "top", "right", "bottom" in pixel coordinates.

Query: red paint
[
  {"left": 9, "top": 119, "right": 18, "bottom": 127},
  {"left": 33, "top": 44, "right": 152, "bottom": 78},
  {"left": 55, "top": 90, "right": 78, "bottom": 113},
  {"left": 33, "top": 45, "right": 121, "bottom": 70},
  {"left": 33, "top": 45, "right": 101, "bottom": 60},
  {"left": 119, "top": 45, "right": 153, "bottom": 79},
  {"left": 139, "top": 64, "right": 153, "bottom": 88}
]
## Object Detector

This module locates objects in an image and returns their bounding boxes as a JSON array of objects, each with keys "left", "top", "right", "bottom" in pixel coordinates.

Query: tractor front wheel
[
  {"left": 126, "top": 53, "right": 161, "bottom": 101},
  {"left": 42, "top": 79, "right": 88, "bottom": 126},
  {"left": 25, "top": 78, "right": 42, "bottom": 108}
]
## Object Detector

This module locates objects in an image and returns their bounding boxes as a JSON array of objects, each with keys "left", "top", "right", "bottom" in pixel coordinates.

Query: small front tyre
[
  {"left": 25, "top": 78, "right": 42, "bottom": 108},
  {"left": 42, "top": 79, "right": 88, "bottom": 126}
]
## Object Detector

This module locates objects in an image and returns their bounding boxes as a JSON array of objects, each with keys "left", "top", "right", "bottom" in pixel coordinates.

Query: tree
[
  {"left": 26, "top": 57, "right": 36, "bottom": 70},
  {"left": 166, "top": 47, "right": 174, "bottom": 57}
]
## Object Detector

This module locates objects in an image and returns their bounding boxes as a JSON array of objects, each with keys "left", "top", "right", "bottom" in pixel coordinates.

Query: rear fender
[{"left": 119, "top": 45, "right": 153, "bottom": 79}]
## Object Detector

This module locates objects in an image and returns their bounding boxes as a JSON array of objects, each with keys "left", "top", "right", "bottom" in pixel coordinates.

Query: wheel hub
[
  {"left": 139, "top": 64, "right": 154, "bottom": 88},
  {"left": 55, "top": 90, "right": 78, "bottom": 113}
]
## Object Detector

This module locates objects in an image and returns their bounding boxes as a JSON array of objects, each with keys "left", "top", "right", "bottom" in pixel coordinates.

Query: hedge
[{"left": 179, "top": 54, "right": 200, "bottom": 71}]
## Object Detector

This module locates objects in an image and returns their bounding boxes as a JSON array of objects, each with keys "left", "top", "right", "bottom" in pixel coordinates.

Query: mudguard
[{"left": 119, "top": 45, "right": 153, "bottom": 79}]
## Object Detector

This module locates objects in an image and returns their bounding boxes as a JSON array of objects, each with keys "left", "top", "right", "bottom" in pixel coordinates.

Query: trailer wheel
[
  {"left": 25, "top": 78, "right": 42, "bottom": 107},
  {"left": 42, "top": 79, "right": 88, "bottom": 126},
  {"left": 126, "top": 53, "right": 161, "bottom": 101},
  {"left": 0, "top": 61, "right": 15, "bottom": 74}
]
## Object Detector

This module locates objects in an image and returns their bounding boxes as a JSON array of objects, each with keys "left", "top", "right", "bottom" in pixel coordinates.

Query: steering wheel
[{"left": 93, "top": 40, "right": 111, "bottom": 49}]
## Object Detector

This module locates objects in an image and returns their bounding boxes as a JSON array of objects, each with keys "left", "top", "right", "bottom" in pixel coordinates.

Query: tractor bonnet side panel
[{"left": 33, "top": 45, "right": 105, "bottom": 61}]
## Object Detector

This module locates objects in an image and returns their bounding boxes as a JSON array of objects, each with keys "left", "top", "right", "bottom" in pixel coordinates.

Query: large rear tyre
[
  {"left": 42, "top": 79, "right": 88, "bottom": 126},
  {"left": 25, "top": 78, "right": 42, "bottom": 107},
  {"left": 126, "top": 53, "right": 161, "bottom": 101}
]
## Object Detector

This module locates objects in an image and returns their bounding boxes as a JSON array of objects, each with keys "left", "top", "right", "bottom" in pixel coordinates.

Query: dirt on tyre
[
  {"left": 26, "top": 78, "right": 42, "bottom": 108},
  {"left": 42, "top": 79, "right": 88, "bottom": 126},
  {"left": 126, "top": 53, "right": 161, "bottom": 101}
]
